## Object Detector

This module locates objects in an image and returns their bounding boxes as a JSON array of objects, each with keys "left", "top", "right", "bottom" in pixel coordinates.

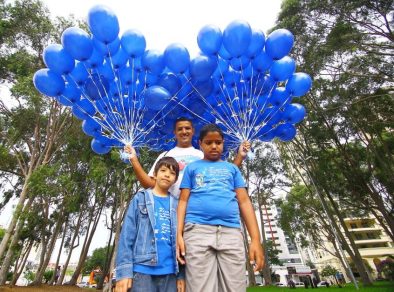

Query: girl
[{"left": 177, "top": 123, "right": 264, "bottom": 292}]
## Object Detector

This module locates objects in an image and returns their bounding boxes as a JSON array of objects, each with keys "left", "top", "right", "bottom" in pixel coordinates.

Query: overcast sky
[{"left": 41, "top": 0, "right": 282, "bottom": 55}]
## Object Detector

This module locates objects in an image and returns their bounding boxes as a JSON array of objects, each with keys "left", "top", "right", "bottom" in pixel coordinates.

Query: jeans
[{"left": 131, "top": 272, "right": 176, "bottom": 292}]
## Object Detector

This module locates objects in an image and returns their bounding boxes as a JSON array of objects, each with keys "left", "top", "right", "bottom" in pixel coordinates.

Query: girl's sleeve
[
  {"left": 115, "top": 197, "right": 138, "bottom": 281},
  {"left": 233, "top": 166, "right": 246, "bottom": 189},
  {"left": 179, "top": 165, "right": 192, "bottom": 189}
]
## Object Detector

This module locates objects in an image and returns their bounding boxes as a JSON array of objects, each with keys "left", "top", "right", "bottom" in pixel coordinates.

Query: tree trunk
[
  {"left": 103, "top": 200, "right": 128, "bottom": 292},
  {"left": 11, "top": 240, "right": 34, "bottom": 286},
  {"left": 0, "top": 179, "right": 30, "bottom": 262},
  {"left": 49, "top": 218, "right": 68, "bottom": 285},
  {"left": 68, "top": 205, "right": 103, "bottom": 285},
  {"left": 58, "top": 212, "right": 83, "bottom": 285},
  {"left": 257, "top": 200, "right": 271, "bottom": 285},
  {"left": 0, "top": 196, "right": 34, "bottom": 285},
  {"left": 30, "top": 215, "right": 64, "bottom": 285}
]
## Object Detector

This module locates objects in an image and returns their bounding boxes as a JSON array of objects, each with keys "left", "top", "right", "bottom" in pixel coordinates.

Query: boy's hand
[
  {"left": 238, "top": 141, "right": 251, "bottom": 158},
  {"left": 176, "top": 236, "right": 186, "bottom": 265},
  {"left": 115, "top": 278, "right": 132, "bottom": 292},
  {"left": 176, "top": 279, "right": 185, "bottom": 292},
  {"left": 124, "top": 144, "right": 137, "bottom": 160},
  {"left": 249, "top": 240, "right": 264, "bottom": 272}
]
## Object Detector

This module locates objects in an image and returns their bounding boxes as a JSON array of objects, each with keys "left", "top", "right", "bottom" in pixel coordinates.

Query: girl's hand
[
  {"left": 176, "top": 236, "right": 186, "bottom": 265},
  {"left": 176, "top": 279, "right": 185, "bottom": 292},
  {"left": 115, "top": 278, "right": 132, "bottom": 292},
  {"left": 249, "top": 240, "right": 264, "bottom": 272},
  {"left": 238, "top": 141, "right": 251, "bottom": 158}
]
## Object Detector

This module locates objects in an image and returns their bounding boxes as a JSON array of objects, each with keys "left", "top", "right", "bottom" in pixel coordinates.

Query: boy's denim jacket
[{"left": 115, "top": 188, "right": 184, "bottom": 281}]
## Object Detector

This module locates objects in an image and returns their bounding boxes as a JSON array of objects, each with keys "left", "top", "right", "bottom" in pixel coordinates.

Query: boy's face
[
  {"left": 154, "top": 165, "right": 177, "bottom": 191},
  {"left": 174, "top": 121, "right": 194, "bottom": 148},
  {"left": 199, "top": 131, "right": 223, "bottom": 161}
]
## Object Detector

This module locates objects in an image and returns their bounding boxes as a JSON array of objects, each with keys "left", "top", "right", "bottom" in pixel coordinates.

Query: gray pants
[{"left": 183, "top": 223, "right": 246, "bottom": 292}]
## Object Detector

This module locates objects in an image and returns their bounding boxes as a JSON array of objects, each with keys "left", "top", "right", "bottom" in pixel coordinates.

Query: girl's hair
[
  {"left": 154, "top": 156, "right": 180, "bottom": 180},
  {"left": 199, "top": 123, "right": 224, "bottom": 141}
]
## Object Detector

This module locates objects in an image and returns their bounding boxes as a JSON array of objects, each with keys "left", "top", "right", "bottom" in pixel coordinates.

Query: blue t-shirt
[
  {"left": 180, "top": 160, "right": 246, "bottom": 228},
  {"left": 134, "top": 195, "right": 175, "bottom": 275}
]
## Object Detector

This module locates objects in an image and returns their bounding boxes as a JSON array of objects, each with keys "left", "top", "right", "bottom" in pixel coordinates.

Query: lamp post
[{"left": 302, "top": 156, "right": 359, "bottom": 290}]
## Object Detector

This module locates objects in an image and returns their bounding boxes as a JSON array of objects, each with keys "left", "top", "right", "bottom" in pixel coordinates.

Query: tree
[
  {"left": 275, "top": 0, "right": 393, "bottom": 286},
  {"left": 246, "top": 142, "right": 289, "bottom": 286},
  {"left": 320, "top": 264, "right": 339, "bottom": 284},
  {"left": 0, "top": 0, "right": 80, "bottom": 284}
]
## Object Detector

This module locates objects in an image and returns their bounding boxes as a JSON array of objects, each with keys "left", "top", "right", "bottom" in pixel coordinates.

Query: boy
[{"left": 116, "top": 157, "right": 184, "bottom": 292}]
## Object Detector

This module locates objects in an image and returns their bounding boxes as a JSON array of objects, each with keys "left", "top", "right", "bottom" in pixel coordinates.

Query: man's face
[{"left": 174, "top": 121, "right": 194, "bottom": 148}]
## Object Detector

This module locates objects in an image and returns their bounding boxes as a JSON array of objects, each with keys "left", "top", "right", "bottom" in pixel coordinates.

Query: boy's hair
[
  {"left": 153, "top": 156, "right": 180, "bottom": 180},
  {"left": 174, "top": 117, "right": 193, "bottom": 130},
  {"left": 199, "top": 123, "right": 224, "bottom": 141}
]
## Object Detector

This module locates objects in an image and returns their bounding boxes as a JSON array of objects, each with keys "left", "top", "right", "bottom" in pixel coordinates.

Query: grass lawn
[{"left": 246, "top": 281, "right": 394, "bottom": 292}]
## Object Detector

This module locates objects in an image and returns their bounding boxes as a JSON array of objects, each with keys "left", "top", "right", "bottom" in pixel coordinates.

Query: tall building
[
  {"left": 311, "top": 216, "right": 394, "bottom": 281},
  {"left": 255, "top": 202, "right": 317, "bottom": 285}
]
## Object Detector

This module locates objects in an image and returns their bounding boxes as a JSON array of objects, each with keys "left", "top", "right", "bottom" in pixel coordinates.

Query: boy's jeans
[{"left": 131, "top": 272, "right": 176, "bottom": 292}]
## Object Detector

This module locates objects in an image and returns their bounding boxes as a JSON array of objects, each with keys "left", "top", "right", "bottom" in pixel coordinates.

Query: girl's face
[{"left": 199, "top": 131, "right": 224, "bottom": 161}]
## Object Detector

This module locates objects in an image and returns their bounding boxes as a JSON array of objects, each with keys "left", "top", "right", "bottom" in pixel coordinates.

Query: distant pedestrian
[{"left": 54, "top": 266, "right": 61, "bottom": 284}]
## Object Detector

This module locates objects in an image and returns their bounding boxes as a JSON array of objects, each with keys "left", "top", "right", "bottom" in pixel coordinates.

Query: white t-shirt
[{"left": 148, "top": 146, "right": 204, "bottom": 198}]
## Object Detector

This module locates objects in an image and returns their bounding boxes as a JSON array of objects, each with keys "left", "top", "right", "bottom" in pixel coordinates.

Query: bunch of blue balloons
[{"left": 33, "top": 5, "right": 312, "bottom": 156}]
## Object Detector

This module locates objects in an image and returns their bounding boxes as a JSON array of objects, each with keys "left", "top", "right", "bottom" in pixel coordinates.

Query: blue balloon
[
  {"left": 121, "top": 29, "right": 146, "bottom": 58},
  {"left": 61, "top": 27, "right": 93, "bottom": 61},
  {"left": 68, "top": 61, "right": 89, "bottom": 86},
  {"left": 223, "top": 68, "right": 241, "bottom": 87},
  {"left": 119, "top": 64, "right": 138, "bottom": 86},
  {"left": 82, "top": 117, "right": 102, "bottom": 137},
  {"left": 96, "top": 61, "right": 116, "bottom": 81},
  {"left": 58, "top": 82, "right": 81, "bottom": 105},
  {"left": 286, "top": 72, "right": 312, "bottom": 97},
  {"left": 164, "top": 43, "right": 190, "bottom": 74},
  {"left": 191, "top": 79, "right": 214, "bottom": 98},
  {"left": 139, "top": 71, "right": 159, "bottom": 87},
  {"left": 157, "top": 73, "right": 181, "bottom": 95},
  {"left": 142, "top": 50, "right": 164, "bottom": 75},
  {"left": 85, "top": 48, "right": 104, "bottom": 69},
  {"left": 197, "top": 25, "right": 222, "bottom": 55},
  {"left": 270, "top": 56, "right": 296, "bottom": 81},
  {"left": 43, "top": 44, "right": 75, "bottom": 75},
  {"left": 189, "top": 55, "right": 217, "bottom": 82},
  {"left": 269, "top": 87, "right": 291, "bottom": 106},
  {"left": 212, "top": 58, "right": 229, "bottom": 79},
  {"left": 91, "top": 138, "right": 111, "bottom": 154},
  {"left": 84, "top": 74, "right": 109, "bottom": 100},
  {"left": 246, "top": 29, "right": 265, "bottom": 58},
  {"left": 275, "top": 123, "right": 297, "bottom": 141},
  {"left": 143, "top": 86, "right": 171, "bottom": 111},
  {"left": 88, "top": 5, "right": 119, "bottom": 43},
  {"left": 33, "top": 69, "right": 65, "bottom": 97},
  {"left": 252, "top": 51, "right": 273, "bottom": 72},
  {"left": 230, "top": 56, "right": 250, "bottom": 71},
  {"left": 93, "top": 37, "right": 120, "bottom": 57},
  {"left": 107, "top": 47, "right": 128, "bottom": 69},
  {"left": 265, "top": 29, "right": 294, "bottom": 60},
  {"left": 223, "top": 20, "right": 252, "bottom": 57},
  {"left": 282, "top": 103, "right": 306, "bottom": 124},
  {"left": 218, "top": 45, "right": 232, "bottom": 60},
  {"left": 72, "top": 98, "right": 96, "bottom": 120}
]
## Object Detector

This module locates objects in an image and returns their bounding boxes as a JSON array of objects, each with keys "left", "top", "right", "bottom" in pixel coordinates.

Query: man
[{"left": 124, "top": 117, "right": 250, "bottom": 198}]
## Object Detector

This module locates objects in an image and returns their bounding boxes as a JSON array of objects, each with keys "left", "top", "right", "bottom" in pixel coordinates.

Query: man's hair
[
  {"left": 174, "top": 117, "right": 193, "bottom": 130},
  {"left": 154, "top": 156, "right": 180, "bottom": 180},
  {"left": 199, "top": 123, "right": 224, "bottom": 141}
]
